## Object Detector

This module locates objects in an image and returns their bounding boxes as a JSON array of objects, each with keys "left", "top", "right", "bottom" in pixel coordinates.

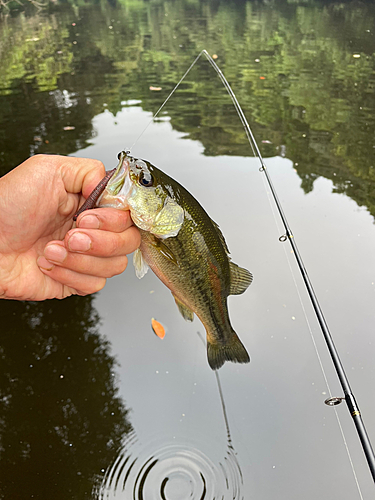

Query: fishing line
[
  {"left": 198, "top": 49, "right": 375, "bottom": 486},
  {"left": 128, "top": 49, "right": 375, "bottom": 487},
  {"left": 262, "top": 173, "right": 364, "bottom": 498},
  {"left": 196, "top": 331, "right": 232, "bottom": 445},
  {"left": 196, "top": 330, "right": 244, "bottom": 495},
  {"left": 127, "top": 51, "right": 204, "bottom": 152},
  {"left": 287, "top": 250, "right": 364, "bottom": 499},
  {"left": 261, "top": 175, "right": 334, "bottom": 394}
]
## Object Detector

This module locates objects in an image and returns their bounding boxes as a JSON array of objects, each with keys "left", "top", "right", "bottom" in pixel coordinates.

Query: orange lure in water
[{"left": 151, "top": 318, "right": 166, "bottom": 339}]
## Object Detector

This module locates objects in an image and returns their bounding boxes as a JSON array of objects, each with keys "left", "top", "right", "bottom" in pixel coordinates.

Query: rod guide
[{"left": 324, "top": 397, "right": 345, "bottom": 406}]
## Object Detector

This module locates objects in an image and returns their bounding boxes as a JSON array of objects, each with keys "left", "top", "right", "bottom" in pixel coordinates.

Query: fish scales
[
  {"left": 87, "top": 152, "right": 252, "bottom": 370},
  {"left": 140, "top": 219, "right": 232, "bottom": 342}
]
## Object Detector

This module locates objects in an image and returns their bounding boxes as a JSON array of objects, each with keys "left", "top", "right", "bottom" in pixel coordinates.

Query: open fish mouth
[{"left": 97, "top": 151, "right": 133, "bottom": 210}]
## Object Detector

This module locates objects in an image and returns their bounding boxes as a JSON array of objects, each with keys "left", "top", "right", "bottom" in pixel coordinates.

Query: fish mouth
[{"left": 97, "top": 151, "right": 133, "bottom": 209}]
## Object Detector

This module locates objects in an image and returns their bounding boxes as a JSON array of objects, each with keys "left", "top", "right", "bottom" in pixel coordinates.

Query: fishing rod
[
  {"left": 124, "top": 48, "right": 375, "bottom": 484},
  {"left": 195, "top": 49, "right": 375, "bottom": 483}
]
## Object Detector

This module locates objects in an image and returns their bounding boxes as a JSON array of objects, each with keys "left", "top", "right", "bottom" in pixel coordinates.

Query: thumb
[{"left": 60, "top": 156, "right": 107, "bottom": 198}]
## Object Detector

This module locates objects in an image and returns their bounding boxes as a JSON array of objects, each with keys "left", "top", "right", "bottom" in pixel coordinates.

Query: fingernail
[
  {"left": 68, "top": 232, "right": 92, "bottom": 252},
  {"left": 37, "top": 256, "right": 55, "bottom": 271},
  {"left": 44, "top": 244, "right": 68, "bottom": 263},
  {"left": 78, "top": 214, "right": 100, "bottom": 229}
]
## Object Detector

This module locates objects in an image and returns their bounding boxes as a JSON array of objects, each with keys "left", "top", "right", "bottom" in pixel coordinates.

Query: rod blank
[{"left": 199, "top": 49, "right": 375, "bottom": 483}]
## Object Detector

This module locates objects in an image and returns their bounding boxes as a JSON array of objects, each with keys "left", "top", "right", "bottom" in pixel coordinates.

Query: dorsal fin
[
  {"left": 210, "top": 218, "right": 252, "bottom": 295},
  {"left": 210, "top": 218, "right": 230, "bottom": 255}
]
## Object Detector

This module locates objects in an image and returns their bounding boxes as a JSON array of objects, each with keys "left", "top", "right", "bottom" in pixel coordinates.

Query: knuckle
[
  {"left": 108, "top": 257, "right": 128, "bottom": 277},
  {"left": 127, "top": 228, "right": 141, "bottom": 253},
  {"left": 79, "top": 277, "right": 106, "bottom": 295},
  {"left": 94, "top": 278, "right": 107, "bottom": 292},
  {"left": 133, "top": 227, "right": 142, "bottom": 247},
  {"left": 99, "top": 208, "right": 130, "bottom": 231},
  {"left": 107, "top": 236, "right": 121, "bottom": 255},
  {"left": 92, "top": 159, "right": 105, "bottom": 170},
  {"left": 120, "top": 226, "right": 141, "bottom": 254}
]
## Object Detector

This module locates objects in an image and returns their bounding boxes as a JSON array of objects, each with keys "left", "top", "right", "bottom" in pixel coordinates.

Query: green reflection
[
  {"left": 0, "top": 0, "right": 375, "bottom": 216},
  {"left": 0, "top": 296, "right": 132, "bottom": 499}
]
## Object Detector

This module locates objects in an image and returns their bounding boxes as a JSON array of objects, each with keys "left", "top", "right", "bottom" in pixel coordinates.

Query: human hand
[{"left": 0, "top": 154, "right": 140, "bottom": 301}]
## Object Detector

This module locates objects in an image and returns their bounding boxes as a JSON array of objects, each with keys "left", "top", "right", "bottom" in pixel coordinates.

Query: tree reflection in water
[
  {"left": 1, "top": 0, "right": 375, "bottom": 217},
  {"left": 0, "top": 296, "right": 132, "bottom": 499}
]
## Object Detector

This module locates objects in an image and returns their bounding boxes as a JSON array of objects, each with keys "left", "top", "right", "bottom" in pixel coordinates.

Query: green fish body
[{"left": 98, "top": 152, "right": 252, "bottom": 370}]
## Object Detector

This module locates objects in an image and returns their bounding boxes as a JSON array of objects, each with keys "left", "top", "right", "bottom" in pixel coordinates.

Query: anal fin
[{"left": 173, "top": 295, "right": 194, "bottom": 322}]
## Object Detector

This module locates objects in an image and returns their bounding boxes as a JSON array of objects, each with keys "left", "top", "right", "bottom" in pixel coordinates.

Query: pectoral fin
[
  {"left": 133, "top": 248, "right": 149, "bottom": 279},
  {"left": 229, "top": 262, "right": 253, "bottom": 295},
  {"left": 150, "top": 237, "right": 179, "bottom": 266},
  {"left": 173, "top": 295, "right": 194, "bottom": 322}
]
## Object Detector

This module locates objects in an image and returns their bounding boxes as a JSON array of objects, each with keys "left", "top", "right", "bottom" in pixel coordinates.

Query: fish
[{"left": 94, "top": 151, "right": 253, "bottom": 370}]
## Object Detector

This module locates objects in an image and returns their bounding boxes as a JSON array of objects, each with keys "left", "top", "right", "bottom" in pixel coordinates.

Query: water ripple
[{"left": 97, "top": 432, "right": 243, "bottom": 499}]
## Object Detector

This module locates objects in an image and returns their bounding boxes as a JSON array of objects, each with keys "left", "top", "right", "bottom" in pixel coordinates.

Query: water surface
[{"left": 0, "top": 1, "right": 375, "bottom": 498}]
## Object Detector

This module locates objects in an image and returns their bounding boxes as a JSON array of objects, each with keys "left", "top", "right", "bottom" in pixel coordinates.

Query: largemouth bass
[{"left": 92, "top": 152, "right": 252, "bottom": 370}]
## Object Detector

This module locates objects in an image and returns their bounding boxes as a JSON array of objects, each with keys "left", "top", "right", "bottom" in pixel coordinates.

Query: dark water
[{"left": 1, "top": 0, "right": 375, "bottom": 498}]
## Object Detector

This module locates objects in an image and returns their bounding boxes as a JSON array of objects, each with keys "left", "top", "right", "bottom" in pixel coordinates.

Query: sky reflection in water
[{"left": 86, "top": 106, "right": 375, "bottom": 499}]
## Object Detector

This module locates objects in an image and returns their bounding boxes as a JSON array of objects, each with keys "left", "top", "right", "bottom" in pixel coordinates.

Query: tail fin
[{"left": 207, "top": 333, "right": 250, "bottom": 370}]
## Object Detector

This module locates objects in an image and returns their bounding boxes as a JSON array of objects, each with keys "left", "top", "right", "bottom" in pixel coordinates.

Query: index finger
[{"left": 76, "top": 207, "right": 133, "bottom": 233}]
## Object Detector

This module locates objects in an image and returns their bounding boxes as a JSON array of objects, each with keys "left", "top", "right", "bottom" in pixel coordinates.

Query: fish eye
[{"left": 139, "top": 172, "right": 154, "bottom": 187}]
